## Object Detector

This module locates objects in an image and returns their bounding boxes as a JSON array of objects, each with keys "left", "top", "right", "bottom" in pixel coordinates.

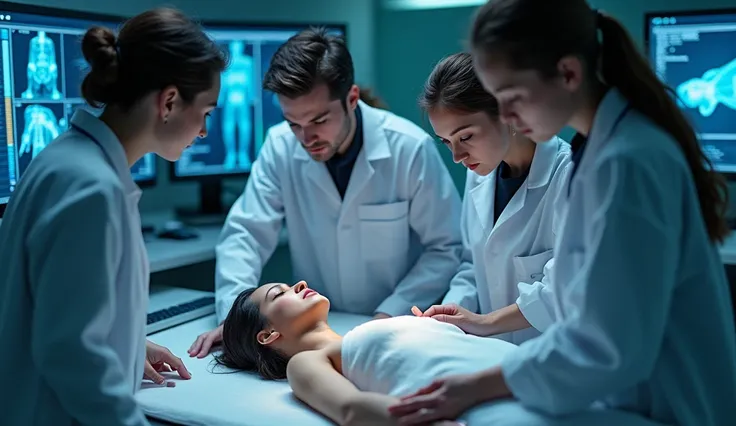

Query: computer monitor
[
  {"left": 170, "top": 22, "right": 347, "bottom": 221},
  {"left": 645, "top": 8, "right": 736, "bottom": 175},
  {"left": 0, "top": 3, "right": 159, "bottom": 218}
]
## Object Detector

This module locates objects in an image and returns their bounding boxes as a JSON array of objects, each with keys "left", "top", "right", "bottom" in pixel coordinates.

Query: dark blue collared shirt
[
  {"left": 494, "top": 161, "right": 529, "bottom": 223},
  {"left": 570, "top": 132, "right": 588, "bottom": 186},
  {"left": 326, "top": 106, "right": 364, "bottom": 199}
]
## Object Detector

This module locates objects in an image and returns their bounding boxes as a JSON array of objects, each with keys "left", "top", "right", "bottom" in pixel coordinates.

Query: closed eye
[{"left": 459, "top": 134, "right": 472, "bottom": 142}]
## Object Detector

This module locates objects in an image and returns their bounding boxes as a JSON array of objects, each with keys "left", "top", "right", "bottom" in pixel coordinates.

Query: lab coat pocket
[
  {"left": 513, "top": 249, "right": 553, "bottom": 283},
  {"left": 359, "top": 201, "right": 409, "bottom": 260}
]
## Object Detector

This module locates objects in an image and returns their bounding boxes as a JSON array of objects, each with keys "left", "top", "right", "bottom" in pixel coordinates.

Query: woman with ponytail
[{"left": 389, "top": 1, "right": 736, "bottom": 425}]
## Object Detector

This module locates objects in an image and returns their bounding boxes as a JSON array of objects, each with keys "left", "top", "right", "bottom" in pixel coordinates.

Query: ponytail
[
  {"left": 359, "top": 87, "right": 388, "bottom": 109},
  {"left": 597, "top": 12, "right": 729, "bottom": 243}
]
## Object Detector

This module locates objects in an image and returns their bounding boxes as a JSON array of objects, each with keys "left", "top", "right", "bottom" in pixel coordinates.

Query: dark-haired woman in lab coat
[{"left": 0, "top": 8, "right": 226, "bottom": 425}]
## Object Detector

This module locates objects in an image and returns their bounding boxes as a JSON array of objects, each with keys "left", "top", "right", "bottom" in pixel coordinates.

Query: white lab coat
[
  {"left": 0, "top": 110, "right": 150, "bottom": 425},
  {"left": 501, "top": 88, "right": 736, "bottom": 425},
  {"left": 216, "top": 101, "right": 462, "bottom": 321},
  {"left": 443, "top": 137, "right": 572, "bottom": 344}
]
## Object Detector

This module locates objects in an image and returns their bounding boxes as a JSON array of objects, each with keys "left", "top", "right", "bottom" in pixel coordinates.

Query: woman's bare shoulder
[{"left": 289, "top": 342, "right": 343, "bottom": 367}]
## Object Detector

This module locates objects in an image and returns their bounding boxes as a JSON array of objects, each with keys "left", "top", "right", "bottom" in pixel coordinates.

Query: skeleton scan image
[
  {"left": 219, "top": 40, "right": 255, "bottom": 170},
  {"left": 20, "top": 105, "right": 61, "bottom": 156},
  {"left": 676, "top": 58, "right": 736, "bottom": 117},
  {"left": 648, "top": 10, "right": 736, "bottom": 172},
  {"left": 21, "top": 31, "right": 62, "bottom": 100},
  {"left": 16, "top": 104, "right": 64, "bottom": 175}
]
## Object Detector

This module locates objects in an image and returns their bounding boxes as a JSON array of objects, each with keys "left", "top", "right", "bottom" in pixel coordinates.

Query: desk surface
[
  {"left": 143, "top": 221, "right": 736, "bottom": 271},
  {"left": 145, "top": 224, "right": 288, "bottom": 273}
]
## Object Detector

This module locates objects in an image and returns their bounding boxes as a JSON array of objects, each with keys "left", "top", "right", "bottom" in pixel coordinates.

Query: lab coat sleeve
[
  {"left": 500, "top": 157, "right": 676, "bottom": 415},
  {"left": 442, "top": 170, "right": 480, "bottom": 313},
  {"left": 515, "top": 258, "right": 556, "bottom": 332},
  {"left": 215, "top": 133, "right": 285, "bottom": 322},
  {"left": 27, "top": 184, "right": 148, "bottom": 426},
  {"left": 376, "top": 138, "right": 463, "bottom": 316}
]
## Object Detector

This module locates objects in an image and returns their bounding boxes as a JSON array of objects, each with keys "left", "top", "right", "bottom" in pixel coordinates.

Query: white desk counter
[{"left": 145, "top": 224, "right": 288, "bottom": 273}]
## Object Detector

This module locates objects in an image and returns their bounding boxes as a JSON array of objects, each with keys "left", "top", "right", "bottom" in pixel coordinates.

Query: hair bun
[{"left": 80, "top": 26, "right": 119, "bottom": 107}]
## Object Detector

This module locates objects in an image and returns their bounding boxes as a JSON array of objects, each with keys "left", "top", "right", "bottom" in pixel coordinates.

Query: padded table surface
[{"left": 137, "top": 312, "right": 371, "bottom": 426}]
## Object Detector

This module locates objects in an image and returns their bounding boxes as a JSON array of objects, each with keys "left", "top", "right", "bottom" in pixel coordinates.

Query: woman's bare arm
[{"left": 286, "top": 344, "right": 369, "bottom": 424}]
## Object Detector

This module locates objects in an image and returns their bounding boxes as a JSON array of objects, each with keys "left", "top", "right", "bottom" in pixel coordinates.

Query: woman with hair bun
[{"left": 0, "top": 7, "right": 227, "bottom": 425}]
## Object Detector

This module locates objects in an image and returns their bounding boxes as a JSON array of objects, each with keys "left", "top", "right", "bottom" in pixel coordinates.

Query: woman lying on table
[{"left": 213, "top": 282, "right": 664, "bottom": 426}]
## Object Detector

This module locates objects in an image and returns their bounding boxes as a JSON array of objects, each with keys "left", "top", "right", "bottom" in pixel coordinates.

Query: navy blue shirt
[
  {"left": 570, "top": 132, "right": 588, "bottom": 185},
  {"left": 494, "top": 161, "right": 529, "bottom": 223},
  {"left": 325, "top": 106, "right": 364, "bottom": 199}
]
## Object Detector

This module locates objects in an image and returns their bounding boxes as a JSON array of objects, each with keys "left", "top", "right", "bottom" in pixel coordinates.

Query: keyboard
[{"left": 146, "top": 286, "right": 216, "bottom": 335}]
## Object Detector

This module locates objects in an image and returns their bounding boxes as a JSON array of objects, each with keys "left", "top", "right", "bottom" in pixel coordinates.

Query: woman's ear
[
  {"left": 158, "top": 85, "right": 179, "bottom": 123},
  {"left": 256, "top": 329, "right": 281, "bottom": 346}
]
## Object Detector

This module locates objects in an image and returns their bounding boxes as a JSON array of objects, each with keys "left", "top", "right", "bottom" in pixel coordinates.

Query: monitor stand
[{"left": 175, "top": 180, "right": 229, "bottom": 226}]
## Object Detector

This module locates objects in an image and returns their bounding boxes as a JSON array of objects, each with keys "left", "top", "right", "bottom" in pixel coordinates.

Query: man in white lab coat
[{"left": 189, "top": 27, "right": 462, "bottom": 357}]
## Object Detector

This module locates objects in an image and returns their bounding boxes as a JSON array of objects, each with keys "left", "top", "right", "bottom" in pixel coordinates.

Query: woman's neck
[
  {"left": 503, "top": 134, "right": 536, "bottom": 178},
  {"left": 285, "top": 323, "right": 343, "bottom": 357},
  {"left": 99, "top": 106, "right": 149, "bottom": 167}
]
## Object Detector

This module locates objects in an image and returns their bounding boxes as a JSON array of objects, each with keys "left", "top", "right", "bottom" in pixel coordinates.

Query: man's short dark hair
[{"left": 263, "top": 27, "right": 354, "bottom": 103}]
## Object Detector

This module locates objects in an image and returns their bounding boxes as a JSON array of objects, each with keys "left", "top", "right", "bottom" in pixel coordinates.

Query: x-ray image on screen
[
  {"left": 176, "top": 39, "right": 256, "bottom": 176},
  {"left": 12, "top": 30, "right": 63, "bottom": 100},
  {"left": 14, "top": 103, "right": 64, "bottom": 176},
  {"left": 648, "top": 13, "right": 736, "bottom": 172},
  {"left": 218, "top": 39, "right": 256, "bottom": 170},
  {"left": 261, "top": 41, "right": 285, "bottom": 151},
  {"left": 676, "top": 58, "right": 736, "bottom": 118}
]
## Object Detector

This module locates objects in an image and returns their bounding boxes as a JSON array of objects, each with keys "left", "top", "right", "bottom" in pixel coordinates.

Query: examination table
[
  {"left": 137, "top": 311, "right": 371, "bottom": 426},
  {"left": 137, "top": 312, "right": 667, "bottom": 426}
]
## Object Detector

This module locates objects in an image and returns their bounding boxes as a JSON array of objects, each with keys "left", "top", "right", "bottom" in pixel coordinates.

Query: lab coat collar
[
  {"left": 469, "top": 135, "right": 562, "bottom": 234},
  {"left": 293, "top": 101, "right": 391, "bottom": 162},
  {"left": 70, "top": 109, "right": 141, "bottom": 199},
  {"left": 526, "top": 136, "right": 563, "bottom": 189},
  {"left": 574, "top": 88, "right": 629, "bottom": 176}
]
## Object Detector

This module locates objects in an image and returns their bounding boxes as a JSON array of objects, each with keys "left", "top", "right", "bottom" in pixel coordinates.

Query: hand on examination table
[
  {"left": 388, "top": 372, "right": 491, "bottom": 425},
  {"left": 344, "top": 393, "right": 466, "bottom": 426},
  {"left": 144, "top": 340, "right": 192, "bottom": 386},
  {"left": 188, "top": 324, "right": 224, "bottom": 358}
]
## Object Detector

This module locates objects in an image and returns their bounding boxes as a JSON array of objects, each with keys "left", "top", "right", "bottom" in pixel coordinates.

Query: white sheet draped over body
[{"left": 342, "top": 316, "right": 667, "bottom": 425}]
